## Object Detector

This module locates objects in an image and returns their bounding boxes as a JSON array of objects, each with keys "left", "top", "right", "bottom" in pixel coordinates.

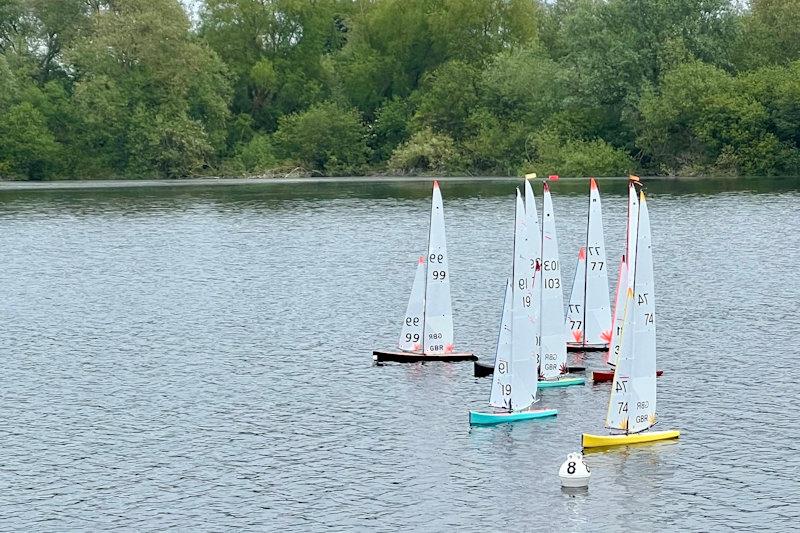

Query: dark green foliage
[
  {"left": 388, "top": 129, "right": 462, "bottom": 174},
  {"left": 273, "top": 102, "right": 370, "bottom": 175},
  {"left": 0, "top": 0, "right": 799, "bottom": 179},
  {"left": 0, "top": 102, "right": 61, "bottom": 179}
]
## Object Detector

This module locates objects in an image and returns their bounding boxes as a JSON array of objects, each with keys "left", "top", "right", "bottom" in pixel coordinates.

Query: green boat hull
[
  {"left": 469, "top": 408, "right": 558, "bottom": 425},
  {"left": 538, "top": 376, "right": 586, "bottom": 388}
]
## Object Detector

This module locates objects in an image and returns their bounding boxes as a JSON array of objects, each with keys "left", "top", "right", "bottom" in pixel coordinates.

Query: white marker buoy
[{"left": 559, "top": 452, "right": 590, "bottom": 488}]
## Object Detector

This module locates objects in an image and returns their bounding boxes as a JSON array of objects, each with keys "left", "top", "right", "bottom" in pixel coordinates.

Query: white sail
[
  {"left": 628, "top": 190, "right": 657, "bottom": 433},
  {"left": 422, "top": 181, "right": 455, "bottom": 355},
  {"left": 605, "top": 286, "right": 635, "bottom": 431},
  {"left": 565, "top": 247, "right": 586, "bottom": 344},
  {"left": 625, "top": 182, "right": 639, "bottom": 289},
  {"left": 524, "top": 178, "right": 542, "bottom": 266},
  {"left": 398, "top": 256, "right": 426, "bottom": 352},
  {"left": 539, "top": 183, "right": 567, "bottom": 379},
  {"left": 490, "top": 279, "right": 513, "bottom": 408},
  {"left": 524, "top": 178, "right": 543, "bottom": 368},
  {"left": 510, "top": 190, "right": 539, "bottom": 410},
  {"left": 583, "top": 178, "right": 612, "bottom": 345},
  {"left": 604, "top": 188, "right": 657, "bottom": 433},
  {"left": 605, "top": 255, "right": 628, "bottom": 365}
]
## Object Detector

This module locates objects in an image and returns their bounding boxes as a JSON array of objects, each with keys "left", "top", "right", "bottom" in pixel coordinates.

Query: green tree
[
  {"left": 388, "top": 128, "right": 462, "bottom": 174},
  {"left": 0, "top": 102, "right": 61, "bottom": 179},
  {"left": 201, "top": 0, "right": 347, "bottom": 130},
  {"left": 68, "top": 0, "right": 231, "bottom": 177},
  {"left": 636, "top": 61, "right": 799, "bottom": 176},
  {"left": 523, "top": 131, "right": 633, "bottom": 177},
  {"left": 273, "top": 101, "right": 370, "bottom": 174},
  {"left": 412, "top": 60, "right": 482, "bottom": 140},
  {"left": 736, "top": 0, "right": 800, "bottom": 69}
]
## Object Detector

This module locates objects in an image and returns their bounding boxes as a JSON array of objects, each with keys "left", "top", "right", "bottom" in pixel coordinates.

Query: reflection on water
[{"left": 1, "top": 177, "right": 799, "bottom": 530}]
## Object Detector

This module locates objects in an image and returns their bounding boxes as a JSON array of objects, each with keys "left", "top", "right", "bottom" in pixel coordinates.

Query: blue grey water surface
[{"left": 1, "top": 177, "right": 799, "bottom": 531}]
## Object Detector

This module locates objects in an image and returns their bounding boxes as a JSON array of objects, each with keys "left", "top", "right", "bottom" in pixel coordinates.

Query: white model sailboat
[
  {"left": 470, "top": 190, "right": 557, "bottom": 425},
  {"left": 373, "top": 181, "right": 475, "bottom": 363},
  {"left": 582, "top": 186, "right": 679, "bottom": 447},
  {"left": 538, "top": 182, "right": 585, "bottom": 388},
  {"left": 593, "top": 179, "right": 662, "bottom": 382},
  {"left": 565, "top": 178, "right": 612, "bottom": 352},
  {"left": 472, "top": 176, "right": 544, "bottom": 378}
]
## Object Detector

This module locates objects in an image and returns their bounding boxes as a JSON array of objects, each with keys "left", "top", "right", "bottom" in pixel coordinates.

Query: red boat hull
[{"left": 592, "top": 369, "right": 663, "bottom": 382}]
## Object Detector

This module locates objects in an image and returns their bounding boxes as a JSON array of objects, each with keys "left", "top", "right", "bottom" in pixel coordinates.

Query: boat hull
[
  {"left": 469, "top": 408, "right": 558, "bottom": 426},
  {"left": 474, "top": 361, "right": 585, "bottom": 377},
  {"left": 582, "top": 430, "right": 680, "bottom": 448},
  {"left": 592, "top": 369, "right": 663, "bottom": 383},
  {"left": 567, "top": 343, "right": 608, "bottom": 352},
  {"left": 538, "top": 376, "right": 585, "bottom": 388},
  {"left": 473, "top": 359, "right": 494, "bottom": 377},
  {"left": 373, "top": 349, "right": 476, "bottom": 363}
]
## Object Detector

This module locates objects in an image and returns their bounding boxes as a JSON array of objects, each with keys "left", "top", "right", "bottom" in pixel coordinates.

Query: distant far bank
[{"left": 2, "top": 174, "right": 798, "bottom": 192}]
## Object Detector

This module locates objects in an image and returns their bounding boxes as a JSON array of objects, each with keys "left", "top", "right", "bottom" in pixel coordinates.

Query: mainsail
[
  {"left": 523, "top": 178, "right": 541, "bottom": 267},
  {"left": 583, "top": 179, "right": 612, "bottom": 345},
  {"left": 539, "top": 183, "right": 567, "bottom": 379},
  {"left": 398, "top": 256, "right": 426, "bottom": 352},
  {"left": 422, "top": 181, "right": 455, "bottom": 355},
  {"left": 510, "top": 190, "right": 539, "bottom": 410},
  {"left": 625, "top": 182, "right": 639, "bottom": 289},
  {"left": 628, "top": 191, "right": 657, "bottom": 433},
  {"left": 566, "top": 179, "right": 611, "bottom": 346}
]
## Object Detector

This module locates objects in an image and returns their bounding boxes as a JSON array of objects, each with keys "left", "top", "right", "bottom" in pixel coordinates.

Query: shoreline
[{"left": 0, "top": 174, "right": 792, "bottom": 191}]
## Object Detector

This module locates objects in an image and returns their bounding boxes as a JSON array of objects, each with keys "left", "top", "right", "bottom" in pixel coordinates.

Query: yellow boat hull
[{"left": 582, "top": 430, "right": 680, "bottom": 449}]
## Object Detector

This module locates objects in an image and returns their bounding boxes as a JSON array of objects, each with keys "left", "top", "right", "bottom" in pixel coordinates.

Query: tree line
[{"left": 1, "top": 0, "right": 799, "bottom": 180}]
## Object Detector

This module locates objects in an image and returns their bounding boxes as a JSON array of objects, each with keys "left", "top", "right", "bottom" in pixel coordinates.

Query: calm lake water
[{"left": 2, "top": 177, "right": 799, "bottom": 531}]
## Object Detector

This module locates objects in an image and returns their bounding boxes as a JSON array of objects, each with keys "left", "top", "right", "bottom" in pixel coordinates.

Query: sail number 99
[
  {"left": 429, "top": 254, "right": 444, "bottom": 263},
  {"left": 405, "top": 333, "right": 420, "bottom": 342},
  {"left": 432, "top": 270, "right": 446, "bottom": 280},
  {"left": 405, "top": 317, "right": 420, "bottom": 326}
]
